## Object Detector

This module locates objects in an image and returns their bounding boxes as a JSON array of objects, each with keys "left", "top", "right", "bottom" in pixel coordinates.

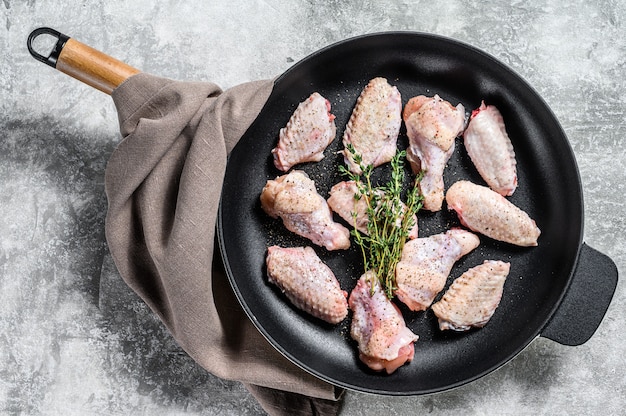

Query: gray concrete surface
[{"left": 1, "top": 1, "right": 624, "bottom": 414}]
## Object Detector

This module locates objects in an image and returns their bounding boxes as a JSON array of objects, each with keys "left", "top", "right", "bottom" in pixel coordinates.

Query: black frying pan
[{"left": 217, "top": 32, "right": 618, "bottom": 395}]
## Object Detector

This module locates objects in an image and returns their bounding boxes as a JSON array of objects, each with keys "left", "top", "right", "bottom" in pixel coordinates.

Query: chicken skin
[
  {"left": 272, "top": 92, "right": 337, "bottom": 172},
  {"left": 349, "top": 271, "right": 418, "bottom": 374},
  {"left": 394, "top": 229, "right": 480, "bottom": 311},
  {"left": 326, "top": 180, "right": 418, "bottom": 239},
  {"left": 266, "top": 246, "right": 348, "bottom": 324},
  {"left": 403, "top": 95, "right": 466, "bottom": 211},
  {"left": 463, "top": 102, "right": 517, "bottom": 196},
  {"left": 341, "top": 77, "right": 402, "bottom": 174},
  {"left": 432, "top": 260, "right": 510, "bottom": 331},
  {"left": 260, "top": 170, "right": 350, "bottom": 251},
  {"left": 445, "top": 180, "right": 540, "bottom": 247}
]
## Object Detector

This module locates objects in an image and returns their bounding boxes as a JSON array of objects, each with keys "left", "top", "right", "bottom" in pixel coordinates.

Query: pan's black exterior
[{"left": 218, "top": 32, "right": 617, "bottom": 395}]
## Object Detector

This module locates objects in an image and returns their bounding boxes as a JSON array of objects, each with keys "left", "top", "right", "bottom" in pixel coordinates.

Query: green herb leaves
[{"left": 339, "top": 144, "right": 424, "bottom": 298}]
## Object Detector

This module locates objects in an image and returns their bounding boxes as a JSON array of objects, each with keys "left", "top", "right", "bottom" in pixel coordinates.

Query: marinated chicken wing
[
  {"left": 272, "top": 92, "right": 337, "bottom": 172},
  {"left": 327, "top": 180, "right": 418, "bottom": 239},
  {"left": 266, "top": 246, "right": 348, "bottom": 324},
  {"left": 260, "top": 170, "right": 351, "bottom": 251},
  {"left": 432, "top": 260, "right": 510, "bottom": 331},
  {"left": 463, "top": 102, "right": 517, "bottom": 196},
  {"left": 341, "top": 77, "right": 402, "bottom": 174},
  {"left": 349, "top": 271, "right": 419, "bottom": 374},
  {"left": 394, "top": 229, "right": 480, "bottom": 311},
  {"left": 446, "top": 180, "right": 540, "bottom": 247},
  {"left": 403, "top": 95, "right": 466, "bottom": 211}
]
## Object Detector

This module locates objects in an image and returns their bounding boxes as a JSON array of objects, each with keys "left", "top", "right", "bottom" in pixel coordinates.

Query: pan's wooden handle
[{"left": 27, "top": 27, "right": 141, "bottom": 95}]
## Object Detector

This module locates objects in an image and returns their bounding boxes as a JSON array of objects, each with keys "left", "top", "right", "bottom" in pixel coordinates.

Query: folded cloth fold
[{"left": 105, "top": 73, "right": 343, "bottom": 414}]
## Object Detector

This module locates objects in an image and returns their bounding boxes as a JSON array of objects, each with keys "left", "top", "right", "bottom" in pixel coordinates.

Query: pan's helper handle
[
  {"left": 541, "top": 243, "right": 618, "bottom": 346},
  {"left": 27, "top": 27, "right": 141, "bottom": 95}
]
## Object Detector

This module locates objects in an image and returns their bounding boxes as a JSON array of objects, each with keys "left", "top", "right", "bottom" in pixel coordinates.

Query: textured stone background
[{"left": 1, "top": 1, "right": 624, "bottom": 414}]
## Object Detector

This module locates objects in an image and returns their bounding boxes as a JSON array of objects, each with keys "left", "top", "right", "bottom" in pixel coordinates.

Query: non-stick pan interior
[{"left": 218, "top": 32, "right": 583, "bottom": 394}]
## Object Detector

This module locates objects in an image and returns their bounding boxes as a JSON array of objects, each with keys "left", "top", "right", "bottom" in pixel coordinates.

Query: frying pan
[
  {"left": 217, "top": 32, "right": 618, "bottom": 395},
  {"left": 27, "top": 28, "right": 618, "bottom": 395}
]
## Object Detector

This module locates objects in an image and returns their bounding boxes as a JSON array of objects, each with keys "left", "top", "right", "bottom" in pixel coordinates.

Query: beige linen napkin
[{"left": 105, "top": 73, "right": 344, "bottom": 415}]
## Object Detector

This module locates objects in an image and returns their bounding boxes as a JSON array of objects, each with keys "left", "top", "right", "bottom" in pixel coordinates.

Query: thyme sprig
[{"left": 339, "top": 144, "right": 424, "bottom": 298}]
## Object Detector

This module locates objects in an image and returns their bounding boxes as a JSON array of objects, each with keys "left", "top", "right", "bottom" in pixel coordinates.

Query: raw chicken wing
[
  {"left": 349, "top": 271, "right": 418, "bottom": 374},
  {"left": 395, "top": 229, "right": 480, "bottom": 311},
  {"left": 266, "top": 246, "right": 348, "bottom": 324},
  {"left": 403, "top": 95, "right": 466, "bottom": 211},
  {"left": 463, "top": 101, "right": 517, "bottom": 195},
  {"left": 446, "top": 180, "right": 540, "bottom": 247},
  {"left": 432, "top": 260, "right": 510, "bottom": 331},
  {"left": 327, "top": 180, "right": 418, "bottom": 239},
  {"left": 260, "top": 170, "right": 350, "bottom": 251},
  {"left": 272, "top": 92, "right": 337, "bottom": 172},
  {"left": 341, "top": 77, "right": 402, "bottom": 174}
]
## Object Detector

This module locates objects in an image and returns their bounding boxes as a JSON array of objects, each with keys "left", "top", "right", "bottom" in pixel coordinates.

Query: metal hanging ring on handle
[
  {"left": 27, "top": 27, "right": 69, "bottom": 68},
  {"left": 27, "top": 27, "right": 141, "bottom": 95}
]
